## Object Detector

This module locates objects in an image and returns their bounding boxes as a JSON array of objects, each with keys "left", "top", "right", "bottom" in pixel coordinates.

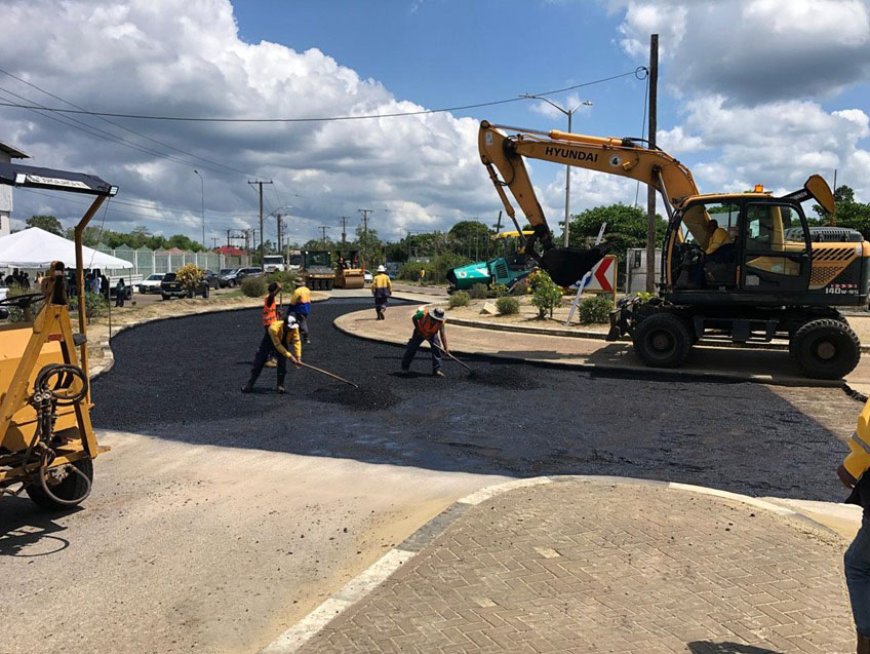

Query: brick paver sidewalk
[{"left": 297, "top": 478, "right": 853, "bottom": 654}]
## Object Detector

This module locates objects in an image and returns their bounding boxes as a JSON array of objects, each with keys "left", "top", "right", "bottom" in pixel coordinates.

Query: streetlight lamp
[
  {"left": 193, "top": 169, "right": 205, "bottom": 248},
  {"left": 520, "top": 94, "right": 592, "bottom": 247}
]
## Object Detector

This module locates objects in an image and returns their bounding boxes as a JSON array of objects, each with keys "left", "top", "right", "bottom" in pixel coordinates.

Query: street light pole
[
  {"left": 193, "top": 169, "right": 205, "bottom": 248},
  {"left": 520, "top": 94, "right": 592, "bottom": 247}
]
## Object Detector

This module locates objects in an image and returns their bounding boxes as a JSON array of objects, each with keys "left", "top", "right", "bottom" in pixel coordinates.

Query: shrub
[
  {"left": 496, "top": 296, "right": 520, "bottom": 315},
  {"left": 530, "top": 270, "right": 563, "bottom": 319},
  {"left": 69, "top": 292, "right": 110, "bottom": 321},
  {"left": 398, "top": 261, "right": 426, "bottom": 282},
  {"left": 469, "top": 283, "right": 488, "bottom": 299},
  {"left": 267, "top": 270, "right": 298, "bottom": 291},
  {"left": 510, "top": 279, "right": 530, "bottom": 296},
  {"left": 176, "top": 264, "right": 204, "bottom": 295},
  {"left": 448, "top": 291, "right": 470, "bottom": 308},
  {"left": 578, "top": 295, "right": 614, "bottom": 324},
  {"left": 490, "top": 284, "right": 510, "bottom": 298},
  {"left": 241, "top": 275, "right": 267, "bottom": 298}
]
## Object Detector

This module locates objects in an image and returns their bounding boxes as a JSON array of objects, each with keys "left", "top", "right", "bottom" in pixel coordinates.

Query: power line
[{"left": 0, "top": 68, "right": 648, "bottom": 123}]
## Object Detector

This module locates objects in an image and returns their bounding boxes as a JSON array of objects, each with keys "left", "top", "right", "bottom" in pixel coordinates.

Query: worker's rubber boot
[
  {"left": 858, "top": 632, "right": 870, "bottom": 654},
  {"left": 240, "top": 383, "right": 253, "bottom": 394},
  {"left": 277, "top": 386, "right": 286, "bottom": 395}
]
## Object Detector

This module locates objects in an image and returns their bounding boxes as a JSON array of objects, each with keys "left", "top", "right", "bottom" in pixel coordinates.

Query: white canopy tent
[{"left": 0, "top": 227, "right": 132, "bottom": 270}]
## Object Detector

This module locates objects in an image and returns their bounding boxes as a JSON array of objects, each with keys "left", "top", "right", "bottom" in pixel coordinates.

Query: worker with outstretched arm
[
  {"left": 287, "top": 278, "right": 312, "bottom": 344},
  {"left": 400, "top": 306, "right": 448, "bottom": 377},
  {"left": 838, "top": 398, "right": 870, "bottom": 654},
  {"left": 371, "top": 264, "right": 392, "bottom": 320},
  {"left": 241, "top": 313, "right": 302, "bottom": 394}
]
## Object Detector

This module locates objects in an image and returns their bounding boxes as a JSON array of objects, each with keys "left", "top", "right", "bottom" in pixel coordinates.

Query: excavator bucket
[{"left": 540, "top": 247, "right": 605, "bottom": 287}]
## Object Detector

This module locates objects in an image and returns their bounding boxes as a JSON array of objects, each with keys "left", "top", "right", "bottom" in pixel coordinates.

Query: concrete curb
[{"left": 258, "top": 474, "right": 846, "bottom": 654}]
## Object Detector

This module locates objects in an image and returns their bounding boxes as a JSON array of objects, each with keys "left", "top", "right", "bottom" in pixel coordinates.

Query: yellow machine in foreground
[{"left": 0, "top": 162, "right": 118, "bottom": 509}]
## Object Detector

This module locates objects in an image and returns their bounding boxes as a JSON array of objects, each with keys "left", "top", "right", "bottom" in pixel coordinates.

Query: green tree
[
  {"left": 569, "top": 203, "right": 666, "bottom": 264},
  {"left": 813, "top": 185, "right": 870, "bottom": 235},
  {"left": 353, "top": 224, "right": 384, "bottom": 268},
  {"left": 448, "top": 220, "right": 491, "bottom": 258},
  {"left": 27, "top": 214, "right": 64, "bottom": 236}
]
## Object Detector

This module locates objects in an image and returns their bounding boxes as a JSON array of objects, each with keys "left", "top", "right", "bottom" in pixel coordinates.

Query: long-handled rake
[{"left": 299, "top": 361, "right": 359, "bottom": 388}]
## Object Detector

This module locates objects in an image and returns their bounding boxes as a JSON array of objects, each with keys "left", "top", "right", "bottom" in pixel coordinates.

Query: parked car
[
  {"left": 219, "top": 268, "right": 242, "bottom": 287},
  {"left": 203, "top": 270, "right": 220, "bottom": 289},
  {"left": 137, "top": 273, "right": 165, "bottom": 294},
  {"left": 217, "top": 268, "right": 236, "bottom": 288},
  {"left": 364, "top": 271, "right": 373, "bottom": 284},
  {"left": 237, "top": 267, "right": 264, "bottom": 281},
  {"left": 160, "top": 272, "right": 210, "bottom": 300}
]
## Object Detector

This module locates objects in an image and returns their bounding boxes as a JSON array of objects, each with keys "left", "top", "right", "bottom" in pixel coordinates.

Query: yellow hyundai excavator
[
  {"left": 0, "top": 162, "right": 118, "bottom": 508},
  {"left": 479, "top": 121, "right": 870, "bottom": 379}
]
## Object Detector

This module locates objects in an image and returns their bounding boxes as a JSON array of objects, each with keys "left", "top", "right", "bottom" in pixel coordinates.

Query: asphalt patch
[
  {"left": 309, "top": 385, "right": 400, "bottom": 411},
  {"left": 463, "top": 368, "right": 541, "bottom": 390}
]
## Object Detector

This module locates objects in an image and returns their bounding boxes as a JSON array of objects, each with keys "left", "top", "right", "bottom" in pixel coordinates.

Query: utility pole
[
  {"left": 248, "top": 180, "right": 273, "bottom": 265},
  {"left": 318, "top": 226, "right": 329, "bottom": 242},
  {"left": 646, "top": 34, "right": 659, "bottom": 293},
  {"left": 340, "top": 216, "right": 349, "bottom": 245},
  {"left": 358, "top": 209, "right": 372, "bottom": 261},
  {"left": 276, "top": 213, "right": 283, "bottom": 254}
]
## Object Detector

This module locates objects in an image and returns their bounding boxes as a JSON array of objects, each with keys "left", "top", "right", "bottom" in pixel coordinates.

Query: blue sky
[{"left": 1, "top": 0, "right": 868, "bottom": 246}]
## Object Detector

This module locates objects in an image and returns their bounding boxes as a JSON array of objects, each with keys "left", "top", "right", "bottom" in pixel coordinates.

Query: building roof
[
  {"left": 215, "top": 245, "right": 244, "bottom": 256},
  {"left": 0, "top": 142, "right": 29, "bottom": 159}
]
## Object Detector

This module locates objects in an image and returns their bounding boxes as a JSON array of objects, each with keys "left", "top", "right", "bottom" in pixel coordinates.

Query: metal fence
[{"left": 94, "top": 245, "right": 248, "bottom": 277}]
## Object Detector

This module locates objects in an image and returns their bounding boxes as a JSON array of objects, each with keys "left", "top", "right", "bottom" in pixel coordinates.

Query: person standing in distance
[
  {"left": 401, "top": 306, "right": 449, "bottom": 377},
  {"left": 371, "top": 264, "right": 392, "bottom": 320}
]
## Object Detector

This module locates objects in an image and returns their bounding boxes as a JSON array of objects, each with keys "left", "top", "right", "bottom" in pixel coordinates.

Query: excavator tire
[
  {"left": 26, "top": 457, "right": 93, "bottom": 510},
  {"left": 792, "top": 318, "right": 860, "bottom": 380},
  {"left": 632, "top": 312, "right": 692, "bottom": 369}
]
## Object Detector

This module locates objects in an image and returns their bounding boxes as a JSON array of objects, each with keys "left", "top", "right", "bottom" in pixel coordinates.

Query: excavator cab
[{"left": 0, "top": 162, "right": 117, "bottom": 509}]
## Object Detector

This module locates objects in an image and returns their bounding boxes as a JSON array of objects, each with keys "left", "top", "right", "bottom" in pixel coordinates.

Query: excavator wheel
[
  {"left": 26, "top": 457, "right": 93, "bottom": 510},
  {"left": 632, "top": 312, "right": 692, "bottom": 368},
  {"left": 792, "top": 318, "right": 860, "bottom": 380}
]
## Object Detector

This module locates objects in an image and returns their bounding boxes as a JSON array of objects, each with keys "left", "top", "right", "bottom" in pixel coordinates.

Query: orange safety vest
[
  {"left": 413, "top": 308, "right": 442, "bottom": 338},
  {"left": 262, "top": 294, "right": 278, "bottom": 327}
]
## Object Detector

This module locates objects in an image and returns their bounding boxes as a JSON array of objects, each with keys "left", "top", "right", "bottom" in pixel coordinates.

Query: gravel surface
[{"left": 93, "top": 298, "right": 859, "bottom": 501}]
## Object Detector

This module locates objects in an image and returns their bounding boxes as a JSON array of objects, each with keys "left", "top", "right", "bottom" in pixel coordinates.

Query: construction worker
[
  {"left": 287, "top": 278, "right": 312, "bottom": 344},
  {"left": 241, "top": 313, "right": 302, "bottom": 394},
  {"left": 838, "top": 400, "right": 870, "bottom": 653},
  {"left": 401, "top": 306, "right": 448, "bottom": 377},
  {"left": 262, "top": 281, "right": 281, "bottom": 368},
  {"left": 371, "top": 264, "right": 392, "bottom": 320}
]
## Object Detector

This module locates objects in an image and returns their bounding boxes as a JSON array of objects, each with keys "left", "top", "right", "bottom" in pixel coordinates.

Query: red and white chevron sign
[{"left": 584, "top": 255, "right": 617, "bottom": 292}]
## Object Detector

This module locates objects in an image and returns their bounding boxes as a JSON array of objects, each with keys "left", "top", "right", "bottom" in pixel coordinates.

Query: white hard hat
[
  {"left": 284, "top": 315, "right": 298, "bottom": 328},
  {"left": 377, "top": 265, "right": 386, "bottom": 273}
]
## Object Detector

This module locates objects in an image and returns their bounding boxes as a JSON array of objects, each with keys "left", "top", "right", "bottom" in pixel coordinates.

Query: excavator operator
[{"left": 704, "top": 219, "right": 731, "bottom": 256}]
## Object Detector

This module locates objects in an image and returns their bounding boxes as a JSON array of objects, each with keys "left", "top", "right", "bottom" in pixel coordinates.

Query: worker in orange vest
[
  {"left": 401, "top": 306, "right": 448, "bottom": 377},
  {"left": 262, "top": 281, "right": 281, "bottom": 368}
]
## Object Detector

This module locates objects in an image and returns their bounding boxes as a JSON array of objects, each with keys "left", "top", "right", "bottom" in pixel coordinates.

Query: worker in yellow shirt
[
  {"left": 839, "top": 399, "right": 870, "bottom": 652},
  {"left": 241, "top": 314, "right": 302, "bottom": 394},
  {"left": 371, "top": 264, "right": 392, "bottom": 320},
  {"left": 287, "top": 279, "right": 312, "bottom": 344},
  {"left": 704, "top": 219, "right": 730, "bottom": 255}
]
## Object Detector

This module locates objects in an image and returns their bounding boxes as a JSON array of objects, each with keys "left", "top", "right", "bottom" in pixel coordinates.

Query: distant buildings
[{"left": 0, "top": 141, "right": 29, "bottom": 237}]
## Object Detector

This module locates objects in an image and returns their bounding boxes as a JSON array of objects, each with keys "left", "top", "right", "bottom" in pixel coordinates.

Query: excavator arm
[{"left": 478, "top": 121, "right": 701, "bottom": 284}]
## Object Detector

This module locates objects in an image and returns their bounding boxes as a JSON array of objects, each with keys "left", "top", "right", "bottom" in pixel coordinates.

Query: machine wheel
[
  {"left": 202, "top": 285, "right": 210, "bottom": 299},
  {"left": 26, "top": 458, "right": 93, "bottom": 510},
  {"left": 792, "top": 318, "right": 860, "bottom": 379},
  {"left": 632, "top": 313, "right": 692, "bottom": 368}
]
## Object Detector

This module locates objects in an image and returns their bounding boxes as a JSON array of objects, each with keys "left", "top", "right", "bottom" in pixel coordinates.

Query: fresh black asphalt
[{"left": 92, "top": 299, "right": 855, "bottom": 501}]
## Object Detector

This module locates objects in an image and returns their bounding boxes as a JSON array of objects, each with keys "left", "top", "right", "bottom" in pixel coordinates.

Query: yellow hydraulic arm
[{"left": 478, "top": 121, "right": 700, "bottom": 240}]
